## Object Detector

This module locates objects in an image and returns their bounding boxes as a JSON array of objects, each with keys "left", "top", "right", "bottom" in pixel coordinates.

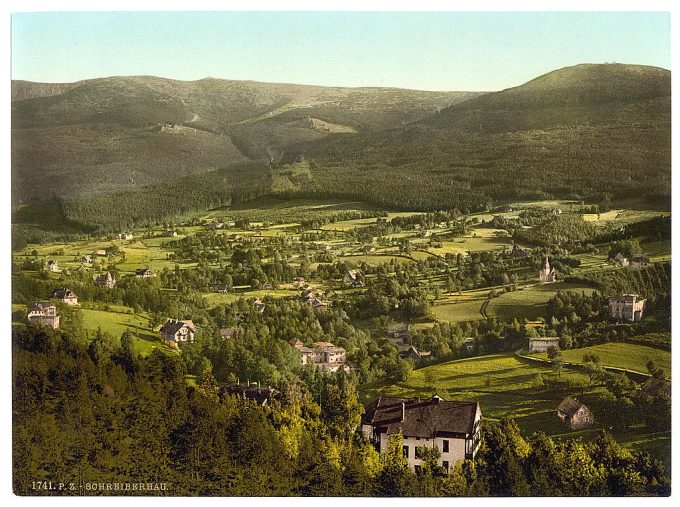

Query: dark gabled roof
[
  {"left": 363, "top": 396, "right": 479, "bottom": 438},
  {"left": 135, "top": 268, "right": 154, "bottom": 275},
  {"left": 52, "top": 288, "right": 77, "bottom": 299},
  {"left": 160, "top": 319, "right": 195, "bottom": 335},
  {"left": 27, "top": 301, "right": 55, "bottom": 313},
  {"left": 556, "top": 397, "right": 587, "bottom": 417}
]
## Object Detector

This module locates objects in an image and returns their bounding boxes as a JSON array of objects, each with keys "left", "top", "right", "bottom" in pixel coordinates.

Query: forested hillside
[
  {"left": 12, "top": 76, "right": 478, "bottom": 203},
  {"left": 12, "top": 64, "right": 671, "bottom": 233},
  {"left": 12, "top": 324, "right": 669, "bottom": 496},
  {"left": 283, "top": 64, "right": 670, "bottom": 211}
]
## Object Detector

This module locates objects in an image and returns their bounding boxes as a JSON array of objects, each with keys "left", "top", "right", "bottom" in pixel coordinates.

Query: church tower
[{"left": 539, "top": 256, "right": 556, "bottom": 283}]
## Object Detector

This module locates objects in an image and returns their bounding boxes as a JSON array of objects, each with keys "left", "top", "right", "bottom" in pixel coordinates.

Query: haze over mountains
[{"left": 11, "top": 63, "right": 671, "bottom": 231}]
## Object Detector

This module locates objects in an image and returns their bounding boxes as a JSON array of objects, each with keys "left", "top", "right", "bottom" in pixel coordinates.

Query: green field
[
  {"left": 431, "top": 299, "right": 484, "bottom": 323},
  {"left": 429, "top": 229, "right": 514, "bottom": 256},
  {"left": 79, "top": 307, "right": 171, "bottom": 355},
  {"left": 535, "top": 343, "right": 671, "bottom": 378},
  {"left": 202, "top": 288, "right": 298, "bottom": 308},
  {"left": 362, "top": 353, "right": 670, "bottom": 466},
  {"left": 485, "top": 282, "right": 596, "bottom": 320},
  {"left": 339, "top": 254, "right": 414, "bottom": 265},
  {"left": 363, "top": 353, "right": 596, "bottom": 434}
]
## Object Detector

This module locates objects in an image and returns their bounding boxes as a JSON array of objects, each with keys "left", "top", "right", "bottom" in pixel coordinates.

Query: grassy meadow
[{"left": 361, "top": 352, "right": 671, "bottom": 467}]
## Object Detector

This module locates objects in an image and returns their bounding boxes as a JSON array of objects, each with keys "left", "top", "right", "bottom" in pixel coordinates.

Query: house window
[
  {"left": 443, "top": 461, "right": 449, "bottom": 471},
  {"left": 414, "top": 465, "right": 421, "bottom": 474},
  {"left": 403, "top": 445, "right": 409, "bottom": 459},
  {"left": 443, "top": 440, "right": 449, "bottom": 453}
]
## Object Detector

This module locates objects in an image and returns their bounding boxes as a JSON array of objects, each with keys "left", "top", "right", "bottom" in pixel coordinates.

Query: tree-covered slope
[
  {"left": 282, "top": 64, "right": 670, "bottom": 210},
  {"left": 12, "top": 76, "right": 479, "bottom": 203}
]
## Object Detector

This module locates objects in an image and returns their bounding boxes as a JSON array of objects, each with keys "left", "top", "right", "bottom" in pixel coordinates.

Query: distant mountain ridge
[
  {"left": 11, "top": 63, "right": 672, "bottom": 232},
  {"left": 12, "top": 75, "right": 480, "bottom": 203},
  {"left": 278, "top": 63, "right": 670, "bottom": 211}
]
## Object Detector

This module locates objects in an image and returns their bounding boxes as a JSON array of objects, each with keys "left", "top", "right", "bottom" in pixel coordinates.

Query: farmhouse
[
  {"left": 630, "top": 255, "right": 649, "bottom": 269},
  {"left": 164, "top": 230, "right": 178, "bottom": 237},
  {"left": 220, "top": 382, "right": 278, "bottom": 406},
  {"left": 362, "top": 396, "right": 482, "bottom": 473},
  {"left": 94, "top": 271, "right": 116, "bottom": 288},
  {"left": 52, "top": 288, "right": 78, "bottom": 305},
  {"left": 528, "top": 336, "right": 560, "bottom": 353},
  {"left": 400, "top": 346, "right": 431, "bottom": 362},
  {"left": 609, "top": 294, "right": 645, "bottom": 322},
  {"left": 539, "top": 256, "right": 556, "bottom": 283},
  {"left": 45, "top": 259, "right": 61, "bottom": 273},
  {"left": 387, "top": 322, "right": 410, "bottom": 343},
  {"left": 118, "top": 232, "right": 134, "bottom": 240},
  {"left": 95, "top": 249, "right": 107, "bottom": 256},
  {"left": 27, "top": 301, "right": 60, "bottom": 329},
  {"left": 80, "top": 255, "right": 94, "bottom": 264},
  {"left": 160, "top": 319, "right": 196, "bottom": 347},
  {"left": 344, "top": 269, "right": 364, "bottom": 288},
  {"left": 294, "top": 340, "right": 351, "bottom": 372},
  {"left": 135, "top": 268, "right": 156, "bottom": 278},
  {"left": 556, "top": 397, "right": 594, "bottom": 430}
]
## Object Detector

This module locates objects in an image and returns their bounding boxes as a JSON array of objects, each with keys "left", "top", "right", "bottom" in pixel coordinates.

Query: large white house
[
  {"left": 293, "top": 340, "right": 351, "bottom": 372},
  {"left": 361, "top": 396, "right": 482, "bottom": 473}
]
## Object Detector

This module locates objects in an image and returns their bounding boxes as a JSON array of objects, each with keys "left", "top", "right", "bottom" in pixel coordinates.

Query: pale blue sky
[{"left": 11, "top": 11, "right": 671, "bottom": 91}]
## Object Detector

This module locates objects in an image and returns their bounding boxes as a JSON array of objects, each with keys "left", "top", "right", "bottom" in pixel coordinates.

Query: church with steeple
[{"left": 539, "top": 256, "right": 556, "bottom": 283}]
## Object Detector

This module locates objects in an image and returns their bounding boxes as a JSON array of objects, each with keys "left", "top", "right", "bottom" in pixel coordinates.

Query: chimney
[{"left": 401, "top": 401, "right": 406, "bottom": 422}]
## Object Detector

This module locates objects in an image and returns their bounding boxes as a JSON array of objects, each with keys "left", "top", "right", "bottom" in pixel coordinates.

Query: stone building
[
  {"left": 293, "top": 340, "right": 351, "bottom": 372},
  {"left": 556, "top": 397, "right": 594, "bottom": 430},
  {"left": 609, "top": 294, "right": 646, "bottom": 322}
]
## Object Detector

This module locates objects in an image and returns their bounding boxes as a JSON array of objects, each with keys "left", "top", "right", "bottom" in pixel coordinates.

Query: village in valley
[{"left": 12, "top": 196, "right": 671, "bottom": 480}]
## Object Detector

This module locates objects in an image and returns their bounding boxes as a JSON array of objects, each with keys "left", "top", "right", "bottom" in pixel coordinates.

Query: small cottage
[
  {"left": 94, "top": 271, "right": 116, "bottom": 288},
  {"left": 160, "top": 319, "right": 196, "bottom": 348},
  {"left": 52, "top": 288, "right": 79, "bottom": 305},
  {"left": 556, "top": 397, "right": 594, "bottom": 430},
  {"left": 399, "top": 346, "right": 432, "bottom": 362},
  {"left": 135, "top": 268, "right": 156, "bottom": 278}
]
